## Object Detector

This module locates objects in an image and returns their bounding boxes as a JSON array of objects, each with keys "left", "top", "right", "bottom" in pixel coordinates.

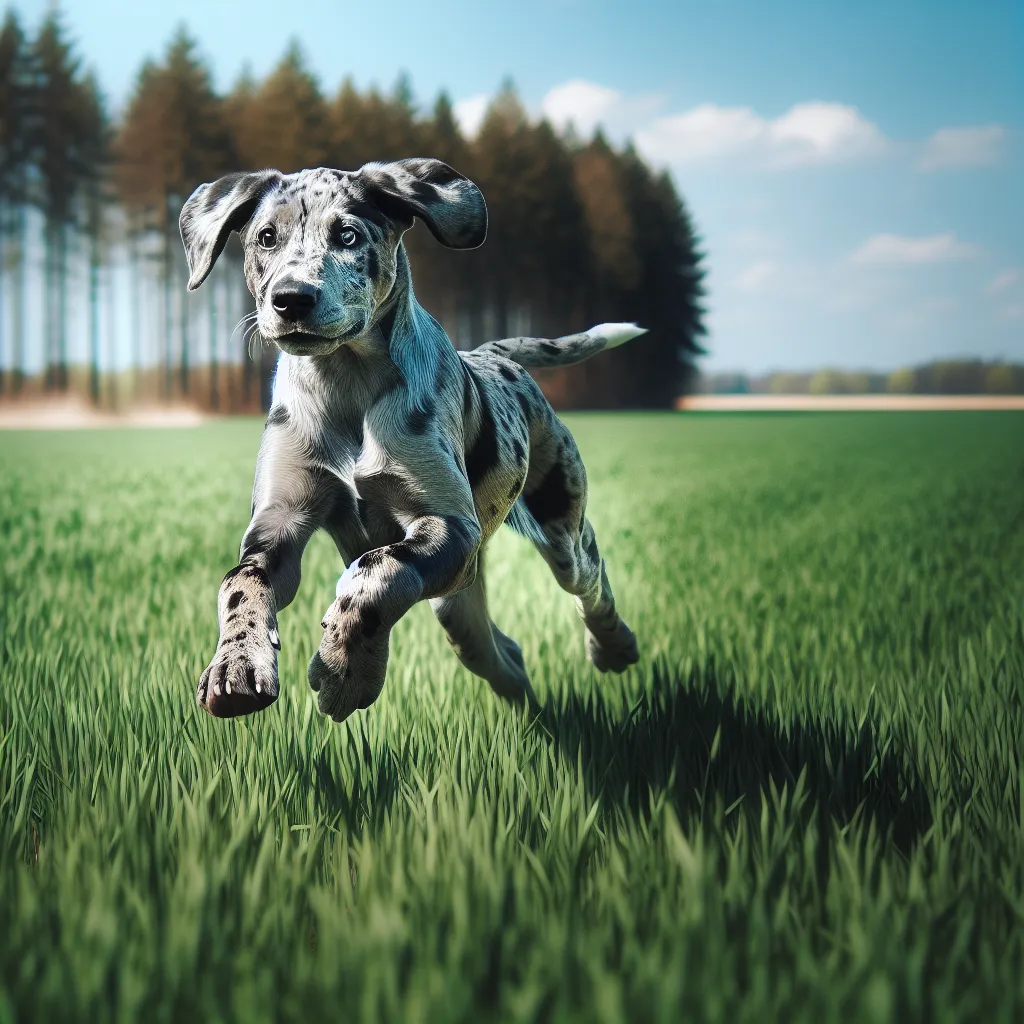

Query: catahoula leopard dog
[{"left": 179, "top": 158, "right": 642, "bottom": 723}]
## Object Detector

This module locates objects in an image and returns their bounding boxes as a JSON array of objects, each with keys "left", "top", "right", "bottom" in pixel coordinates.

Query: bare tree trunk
[
  {"left": 105, "top": 234, "right": 116, "bottom": 410},
  {"left": 57, "top": 224, "right": 68, "bottom": 392},
  {"left": 89, "top": 221, "right": 101, "bottom": 404},
  {"left": 12, "top": 202, "right": 25, "bottom": 394},
  {"left": 208, "top": 272, "right": 219, "bottom": 411},
  {"left": 179, "top": 253, "right": 189, "bottom": 397},
  {"left": 162, "top": 219, "right": 172, "bottom": 400},
  {"left": 129, "top": 229, "right": 141, "bottom": 401},
  {"left": 44, "top": 222, "right": 55, "bottom": 391}
]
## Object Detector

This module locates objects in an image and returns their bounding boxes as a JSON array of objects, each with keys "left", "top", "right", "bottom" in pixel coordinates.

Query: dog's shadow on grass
[{"left": 535, "top": 661, "right": 931, "bottom": 853}]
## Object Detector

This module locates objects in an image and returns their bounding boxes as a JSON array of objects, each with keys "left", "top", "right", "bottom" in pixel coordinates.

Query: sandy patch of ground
[
  {"left": 677, "top": 394, "right": 1024, "bottom": 412},
  {"left": 0, "top": 396, "right": 207, "bottom": 429}
]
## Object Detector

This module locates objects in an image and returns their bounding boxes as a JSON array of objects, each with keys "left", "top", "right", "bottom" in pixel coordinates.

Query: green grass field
[{"left": 2, "top": 412, "right": 1023, "bottom": 1022}]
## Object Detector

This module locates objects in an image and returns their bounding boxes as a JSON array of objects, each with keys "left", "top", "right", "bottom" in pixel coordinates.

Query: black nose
[{"left": 271, "top": 280, "right": 320, "bottom": 322}]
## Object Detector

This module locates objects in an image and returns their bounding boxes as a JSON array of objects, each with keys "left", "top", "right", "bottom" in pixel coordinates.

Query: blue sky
[{"left": 17, "top": 0, "right": 1024, "bottom": 372}]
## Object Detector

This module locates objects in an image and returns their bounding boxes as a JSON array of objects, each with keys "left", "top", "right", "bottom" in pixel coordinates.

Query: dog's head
[{"left": 179, "top": 159, "right": 487, "bottom": 356}]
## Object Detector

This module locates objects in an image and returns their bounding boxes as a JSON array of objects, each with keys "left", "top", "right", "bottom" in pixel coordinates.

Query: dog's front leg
[
  {"left": 309, "top": 512, "right": 481, "bottom": 722},
  {"left": 197, "top": 427, "right": 342, "bottom": 717}
]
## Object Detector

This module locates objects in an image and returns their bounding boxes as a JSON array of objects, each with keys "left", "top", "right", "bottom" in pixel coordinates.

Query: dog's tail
[{"left": 475, "top": 322, "right": 647, "bottom": 369}]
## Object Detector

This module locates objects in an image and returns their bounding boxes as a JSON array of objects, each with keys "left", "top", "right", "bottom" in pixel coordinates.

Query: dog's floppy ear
[
  {"left": 358, "top": 158, "right": 487, "bottom": 250},
  {"left": 179, "top": 170, "right": 284, "bottom": 290}
]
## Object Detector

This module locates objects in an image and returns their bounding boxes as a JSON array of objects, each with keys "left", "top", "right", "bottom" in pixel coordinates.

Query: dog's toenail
[
  {"left": 269, "top": 628, "right": 280, "bottom": 650},
  {"left": 214, "top": 684, "right": 222, "bottom": 696},
  {"left": 226, "top": 681, "right": 232, "bottom": 694},
  {"left": 256, "top": 682, "right": 262, "bottom": 693}
]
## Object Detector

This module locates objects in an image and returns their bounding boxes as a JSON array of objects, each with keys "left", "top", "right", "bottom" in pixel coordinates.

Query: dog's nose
[{"left": 271, "top": 280, "right": 320, "bottom": 322}]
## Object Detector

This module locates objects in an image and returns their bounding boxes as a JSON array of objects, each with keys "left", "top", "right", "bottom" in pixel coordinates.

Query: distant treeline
[
  {"left": 703, "top": 361, "right": 1024, "bottom": 396},
  {"left": 0, "top": 12, "right": 706, "bottom": 412}
]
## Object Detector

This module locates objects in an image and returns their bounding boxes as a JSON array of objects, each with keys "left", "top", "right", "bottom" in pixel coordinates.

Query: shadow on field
[{"left": 537, "top": 661, "right": 931, "bottom": 853}]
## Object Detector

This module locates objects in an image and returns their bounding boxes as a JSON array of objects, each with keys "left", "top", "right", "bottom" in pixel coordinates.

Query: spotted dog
[{"left": 179, "top": 158, "right": 643, "bottom": 723}]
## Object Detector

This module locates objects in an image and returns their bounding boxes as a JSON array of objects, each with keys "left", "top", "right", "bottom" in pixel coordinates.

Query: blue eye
[
  {"left": 337, "top": 226, "right": 358, "bottom": 247},
  {"left": 257, "top": 226, "right": 277, "bottom": 249}
]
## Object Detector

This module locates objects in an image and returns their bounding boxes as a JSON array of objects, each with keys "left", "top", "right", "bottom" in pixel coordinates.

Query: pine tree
[
  {"left": 114, "top": 28, "right": 232, "bottom": 399},
  {"left": 0, "top": 11, "right": 31, "bottom": 394},
  {"left": 229, "top": 40, "right": 327, "bottom": 172}
]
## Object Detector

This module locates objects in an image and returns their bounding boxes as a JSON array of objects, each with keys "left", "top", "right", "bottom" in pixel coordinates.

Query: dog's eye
[
  {"left": 256, "top": 226, "right": 277, "bottom": 249},
  {"left": 336, "top": 226, "right": 359, "bottom": 248}
]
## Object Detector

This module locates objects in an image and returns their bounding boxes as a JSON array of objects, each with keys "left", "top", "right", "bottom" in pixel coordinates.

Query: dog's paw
[
  {"left": 585, "top": 620, "right": 639, "bottom": 674},
  {"left": 197, "top": 622, "right": 280, "bottom": 717},
  {"left": 308, "top": 596, "right": 391, "bottom": 723},
  {"left": 488, "top": 627, "right": 540, "bottom": 710}
]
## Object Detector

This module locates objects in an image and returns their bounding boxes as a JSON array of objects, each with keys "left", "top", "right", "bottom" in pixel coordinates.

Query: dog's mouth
[
  {"left": 271, "top": 331, "right": 346, "bottom": 356},
  {"left": 263, "top": 312, "right": 369, "bottom": 356}
]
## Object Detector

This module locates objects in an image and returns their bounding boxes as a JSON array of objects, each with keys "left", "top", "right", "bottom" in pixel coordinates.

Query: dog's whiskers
[{"left": 246, "top": 326, "right": 267, "bottom": 362}]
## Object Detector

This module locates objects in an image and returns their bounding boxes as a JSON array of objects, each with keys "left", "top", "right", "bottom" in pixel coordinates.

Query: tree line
[
  {"left": 703, "top": 361, "right": 1024, "bottom": 396},
  {"left": 0, "top": 12, "right": 707, "bottom": 412}
]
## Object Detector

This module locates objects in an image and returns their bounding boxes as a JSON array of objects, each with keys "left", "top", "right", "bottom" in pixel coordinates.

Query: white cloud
[
  {"left": 538, "top": 79, "right": 665, "bottom": 140},
  {"left": 540, "top": 80, "right": 621, "bottom": 136},
  {"left": 636, "top": 101, "right": 885, "bottom": 168},
  {"left": 461, "top": 80, "right": 1008, "bottom": 184},
  {"left": 919, "top": 125, "right": 1006, "bottom": 170},
  {"left": 849, "top": 233, "right": 979, "bottom": 266},
  {"left": 453, "top": 94, "right": 490, "bottom": 139},
  {"left": 985, "top": 268, "right": 1022, "bottom": 297},
  {"left": 768, "top": 103, "right": 887, "bottom": 165}
]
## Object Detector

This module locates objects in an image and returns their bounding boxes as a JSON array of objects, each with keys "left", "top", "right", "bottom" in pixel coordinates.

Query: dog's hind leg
[
  {"left": 516, "top": 424, "right": 639, "bottom": 673},
  {"left": 430, "top": 553, "right": 537, "bottom": 707}
]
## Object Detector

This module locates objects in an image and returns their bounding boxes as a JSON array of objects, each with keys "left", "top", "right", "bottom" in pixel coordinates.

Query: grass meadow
[{"left": 1, "top": 411, "right": 1023, "bottom": 1022}]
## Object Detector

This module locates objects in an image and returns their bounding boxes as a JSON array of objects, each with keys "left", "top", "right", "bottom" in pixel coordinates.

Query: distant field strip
[
  {"left": 1, "top": 412, "right": 1023, "bottom": 1021},
  {"left": 678, "top": 394, "right": 1024, "bottom": 411}
]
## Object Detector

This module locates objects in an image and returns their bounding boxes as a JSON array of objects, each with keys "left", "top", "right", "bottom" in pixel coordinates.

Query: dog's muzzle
[{"left": 271, "top": 279, "right": 321, "bottom": 324}]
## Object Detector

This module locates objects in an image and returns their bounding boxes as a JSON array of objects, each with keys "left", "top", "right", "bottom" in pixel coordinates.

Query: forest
[{"left": 0, "top": 12, "right": 707, "bottom": 412}]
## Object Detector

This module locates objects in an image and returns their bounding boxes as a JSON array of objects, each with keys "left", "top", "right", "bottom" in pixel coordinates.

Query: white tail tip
[{"left": 588, "top": 322, "right": 649, "bottom": 350}]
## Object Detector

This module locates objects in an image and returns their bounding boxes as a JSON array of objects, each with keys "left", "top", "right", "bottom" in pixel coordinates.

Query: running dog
[{"left": 179, "top": 158, "right": 642, "bottom": 723}]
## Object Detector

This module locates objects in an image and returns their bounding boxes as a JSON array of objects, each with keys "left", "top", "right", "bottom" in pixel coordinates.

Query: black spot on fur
[
  {"left": 499, "top": 364, "right": 517, "bottom": 382},
  {"left": 359, "top": 547, "right": 389, "bottom": 570},
  {"left": 336, "top": 595, "right": 352, "bottom": 614},
  {"left": 524, "top": 461, "right": 574, "bottom": 524},
  {"left": 223, "top": 563, "right": 272, "bottom": 591},
  {"left": 266, "top": 405, "right": 289, "bottom": 428},
  {"left": 465, "top": 369, "right": 500, "bottom": 487},
  {"left": 488, "top": 503, "right": 497, "bottom": 517},
  {"left": 240, "top": 532, "right": 283, "bottom": 575},
  {"left": 461, "top": 363, "right": 475, "bottom": 417},
  {"left": 508, "top": 482, "right": 521, "bottom": 501},
  {"left": 515, "top": 390, "right": 532, "bottom": 419},
  {"left": 407, "top": 397, "right": 435, "bottom": 435},
  {"left": 365, "top": 248, "right": 379, "bottom": 282},
  {"left": 226, "top": 591, "right": 244, "bottom": 611},
  {"left": 541, "top": 341, "right": 559, "bottom": 355},
  {"left": 512, "top": 438, "right": 525, "bottom": 465},
  {"left": 361, "top": 607, "right": 381, "bottom": 637}
]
